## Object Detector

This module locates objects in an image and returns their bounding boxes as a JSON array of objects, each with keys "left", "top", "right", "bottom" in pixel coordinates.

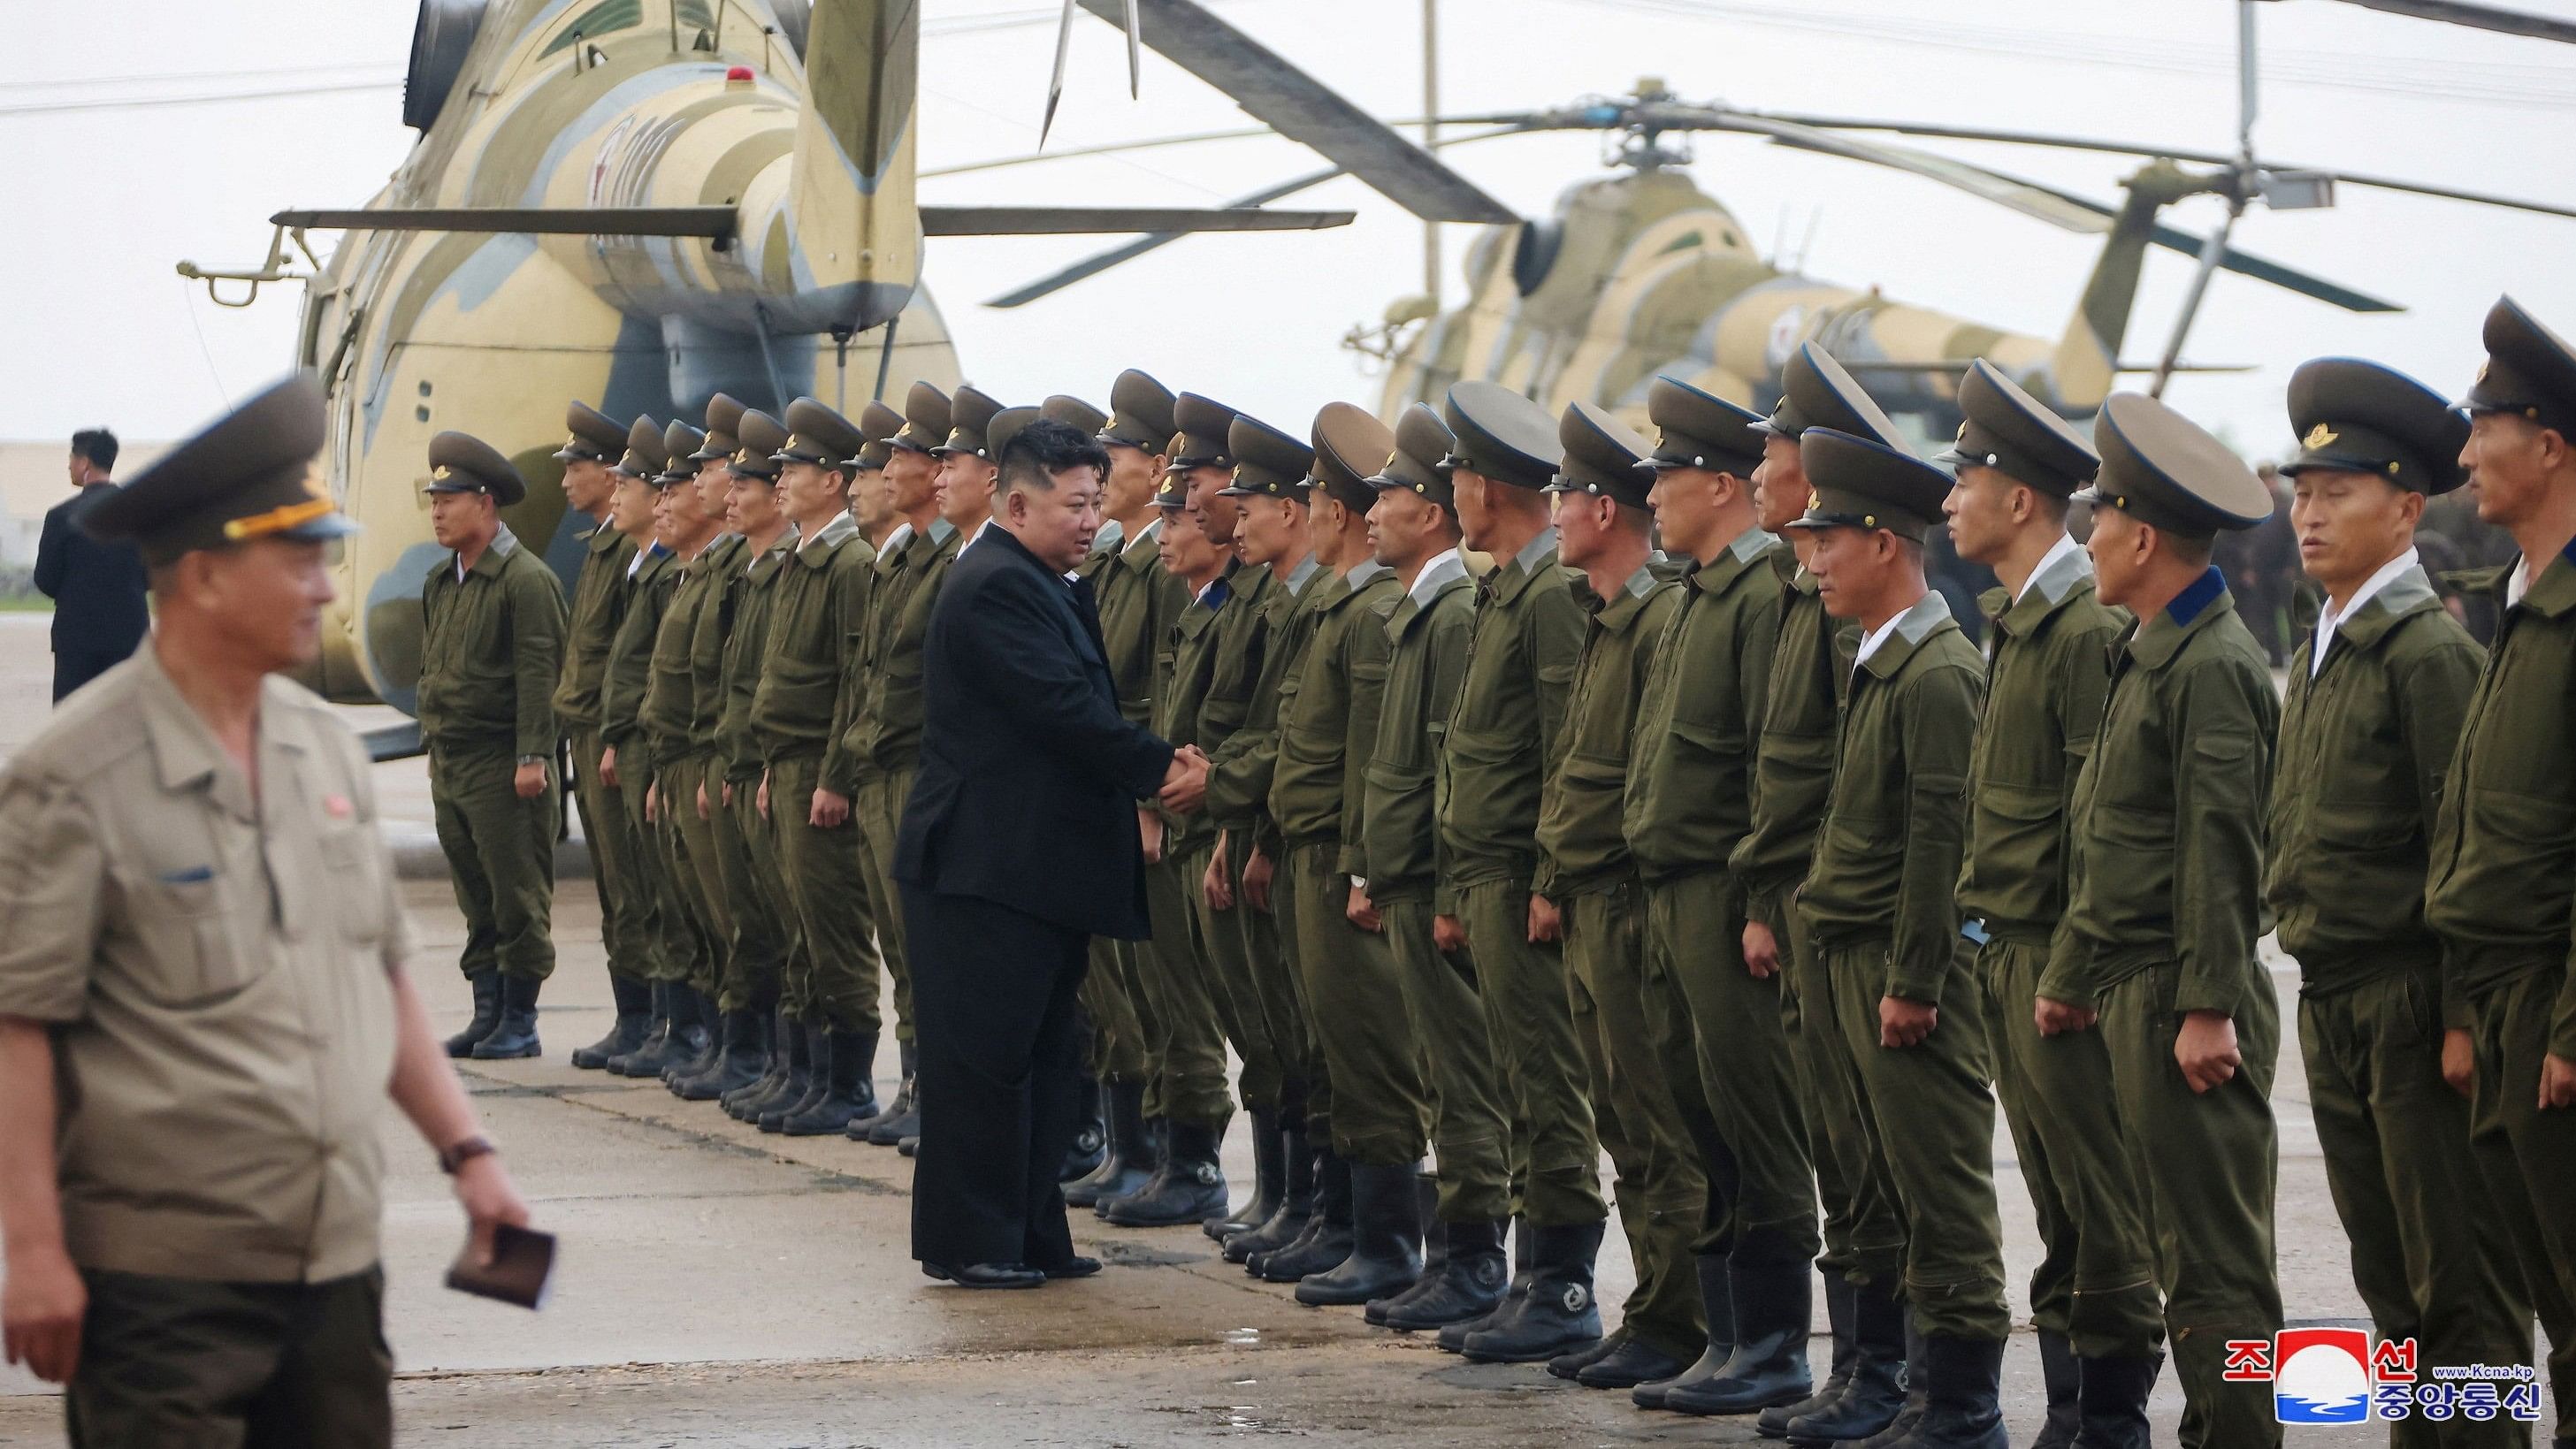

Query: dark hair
[
  {"left": 71, "top": 428, "right": 118, "bottom": 472},
  {"left": 998, "top": 418, "right": 1111, "bottom": 493}
]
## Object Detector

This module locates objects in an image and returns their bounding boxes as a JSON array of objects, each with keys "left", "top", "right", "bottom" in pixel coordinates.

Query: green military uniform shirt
[
  {"left": 852, "top": 520, "right": 963, "bottom": 777},
  {"left": 2425, "top": 538, "right": 2576, "bottom": 1050},
  {"left": 1199, "top": 561, "right": 1274, "bottom": 839},
  {"left": 685, "top": 532, "right": 746, "bottom": 758},
  {"left": 1153, "top": 567, "right": 1236, "bottom": 854},
  {"left": 1272, "top": 561, "right": 1401, "bottom": 853},
  {"left": 551, "top": 522, "right": 635, "bottom": 730},
  {"left": 1729, "top": 548, "right": 1854, "bottom": 923},
  {"left": 1957, "top": 539, "right": 2125, "bottom": 937},
  {"left": 1800, "top": 592, "right": 1985, "bottom": 1001},
  {"left": 750, "top": 514, "right": 875, "bottom": 790},
  {"left": 1357, "top": 553, "right": 1475, "bottom": 906},
  {"left": 718, "top": 531, "right": 797, "bottom": 787},
  {"left": 416, "top": 524, "right": 569, "bottom": 757},
  {"left": 1207, "top": 556, "right": 1325, "bottom": 855},
  {"left": 1624, "top": 529, "right": 1782, "bottom": 880},
  {"left": 2045, "top": 569, "right": 2280, "bottom": 1016},
  {"left": 1097, "top": 518, "right": 1189, "bottom": 727},
  {"left": 1536, "top": 564, "right": 1681, "bottom": 896},
  {"left": 641, "top": 535, "right": 735, "bottom": 760},
  {"left": 601, "top": 545, "right": 677, "bottom": 774},
  {"left": 1439, "top": 530, "right": 1586, "bottom": 886}
]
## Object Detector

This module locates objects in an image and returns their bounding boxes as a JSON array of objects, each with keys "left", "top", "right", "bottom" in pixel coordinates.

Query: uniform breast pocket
[
  {"left": 320, "top": 826, "right": 390, "bottom": 945},
  {"left": 118, "top": 874, "right": 267, "bottom": 1010}
]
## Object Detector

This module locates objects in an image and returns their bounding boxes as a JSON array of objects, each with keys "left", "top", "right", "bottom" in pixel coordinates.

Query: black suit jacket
[
  {"left": 34, "top": 488, "right": 149, "bottom": 659},
  {"left": 896, "top": 525, "right": 1175, "bottom": 941}
]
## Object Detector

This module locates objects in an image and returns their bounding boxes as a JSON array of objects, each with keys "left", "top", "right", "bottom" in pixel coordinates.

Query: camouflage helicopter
[{"left": 176, "top": 0, "right": 1509, "bottom": 725}]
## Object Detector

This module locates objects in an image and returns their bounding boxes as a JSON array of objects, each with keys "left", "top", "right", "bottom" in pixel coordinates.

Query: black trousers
[
  {"left": 52, "top": 648, "right": 127, "bottom": 704},
  {"left": 904, "top": 885, "right": 1092, "bottom": 1270},
  {"left": 68, "top": 1266, "right": 393, "bottom": 1449}
]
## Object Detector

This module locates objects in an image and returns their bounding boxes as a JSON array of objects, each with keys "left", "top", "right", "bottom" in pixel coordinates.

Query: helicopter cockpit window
[
  {"left": 540, "top": 0, "right": 646, "bottom": 57},
  {"left": 1512, "top": 220, "right": 1564, "bottom": 298}
]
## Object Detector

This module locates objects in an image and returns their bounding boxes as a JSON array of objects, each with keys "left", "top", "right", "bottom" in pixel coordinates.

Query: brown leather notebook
[{"left": 444, "top": 1224, "right": 556, "bottom": 1309}]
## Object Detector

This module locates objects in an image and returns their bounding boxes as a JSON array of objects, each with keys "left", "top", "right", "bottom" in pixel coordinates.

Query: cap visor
[{"left": 280, "top": 513, "right": 363, "bottom": 542}]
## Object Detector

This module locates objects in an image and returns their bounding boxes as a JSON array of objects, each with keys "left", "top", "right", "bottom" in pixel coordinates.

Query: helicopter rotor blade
[
  {"left": 2322, "top": 0, "right": 2576, "bottom": 43},
  {"left": 923, "top": 204, "right": 1353, "bottom": 235},
  {"left": 1124, "top": 0, "right": 1143, "bottom": 98},
  {"left": 1074, "top": 0, "right": 1515, "bottom": 225},
  {"left": 271, "top": 206, "right": 738, "bottom": 240},
  {"left": 1041, "top": 0, "right": 1078, "bottom": 148},
  {"left": 1711, "top": 118, "right": 2113, "bottom": 233}
]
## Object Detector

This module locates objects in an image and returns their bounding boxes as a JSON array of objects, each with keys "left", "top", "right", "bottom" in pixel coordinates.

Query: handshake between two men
[{"left": 1137, "top": 745, "right": 1212, "bottom": 866}]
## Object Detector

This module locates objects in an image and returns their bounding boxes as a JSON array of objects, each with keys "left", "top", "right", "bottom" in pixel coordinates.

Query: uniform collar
[
  {"left": 1120, "top": 515, "right": 1163, "bottom": 571},
  {"left": 458, "top": 523, "right": 521, "bottom": 580},
  {"left": 1410, "top": 548, "right": 1467, "bottom": 606},
  {"left": 585, "top": 519, "right": 624, "bottom": 555},
  {"left": 796, "top": 512, "right": 858, "bottom": 561},
  {"left": 1279, "top": 553, "right": 1320, "bottom": 599},
  {"left": 1686, "top": 527, "right": 1781, "bottom": 596},
  {"left": 928, "top": 516, "right": 959, "bottom": 547},
  {"left": 1092, "top": 517, "right": 1124, "bottom": 557},
  {"left": 1992, "top": 538, "right": 2096, "bottom": 641},
  {"left": 881, "top": 520, "right": 915, "bottom": 556},
  {"left": 2123, "top": 567, "right": 2237, "bottom": 671},
  {"left": 1343, "top": 558, "right": 1390, "bottom": 592},
  {"left": 135, "top": 649, "right": 306, "bottom": 824},
  {"left": 1855, "top": 591, "right": 1954, "bottom": 680},
  {"left": 1484, "top": 529, "right": 1562, "bottom": 608},
  {"left": 1194, "top": 574, "right": 1231, "bottom": 609},
  {"left": 2508, "top": 536, "right": 2576, "bottom": 618},
  {"left": 1593, "top": 564, "right": 1665, "bottom": 632},
  {"left": 2311, "top": 549, "right": 2426, "bottom": 675}
]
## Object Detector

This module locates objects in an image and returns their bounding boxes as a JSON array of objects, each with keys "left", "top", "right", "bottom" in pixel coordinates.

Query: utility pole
[{"left": 1422, "top": 0, "right": 1441, "bottom": 305}]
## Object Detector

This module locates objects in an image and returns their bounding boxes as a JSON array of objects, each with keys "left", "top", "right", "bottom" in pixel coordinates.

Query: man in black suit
[
  {"left": 34, "top": 429, "right": 150, "bottom": 702},
  {"left": 896, "top": 417, "right": 1211, "bottom": 1288}
]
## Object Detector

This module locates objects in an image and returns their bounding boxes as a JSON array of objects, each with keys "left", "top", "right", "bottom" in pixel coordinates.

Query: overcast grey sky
[{"left": 6, "top": 0, "right": 2574, "bottom": 461}]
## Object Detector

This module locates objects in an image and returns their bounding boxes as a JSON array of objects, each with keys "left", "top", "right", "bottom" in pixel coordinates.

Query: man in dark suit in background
[
  {"left": 34, "top": 428, "right": 150, "bottom": 702},
  {"left": 896, "top": 417, "right": 1211, "bottom": 1288}
]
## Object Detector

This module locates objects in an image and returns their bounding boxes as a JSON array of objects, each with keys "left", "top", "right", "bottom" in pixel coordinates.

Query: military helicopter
[
  {"left": 176, "top": 0, "right": 1509, "bottom": 721},
  {"left": 978, "top": 2, "right": 2576, "bottom": 446}
]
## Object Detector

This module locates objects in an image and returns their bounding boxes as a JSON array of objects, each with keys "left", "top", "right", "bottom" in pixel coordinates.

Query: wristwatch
[
  {"left": 516, "top": 754, "right": 547, "bottom": 768},
  {"left": 438, "top": 1135, "right": 499, "bottom": 1175}
]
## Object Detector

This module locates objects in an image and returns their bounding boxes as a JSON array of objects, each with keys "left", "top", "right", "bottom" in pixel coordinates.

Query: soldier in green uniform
[
  {"left": 2040, "top": 393, "right": 2285, "bottom": 1449},
  {"left": 1355, "top": 403, "right": 1516, "bottom": 1334},
  {"left": 840, "top": 381, "right": 952, "bottom": 1140},
  {"left": 1619, "top": 377, "right": 1809, "bottom": 1418},
  {"left": 1068, "top": 371, "right": 1190, "bottom": 1209},
  {"left": 597, "top": 419, "right": 698, "bottom": 1077},
  {"left": 1210, "top": 414, "right": 1336, "bottom": 1280},
  {"left": 2268, "top": 356, "right": 2532, "bottom": 1449},
  {"left": 549, "top": 401, "right": 656, "bottom": 1070},
  {"left": 749, "top": 398, "right": 883, "bottom": 1135},
  {"left": 417, "top": 431, "right": 569, "bottom": 1061},
  {"left": 2427, "top": 297, "right": 2576, "bottom": 1445},
  {"left": 699, "top": 408, "right": 804, "bottom": 1109},
  {"left": 1267, "top": 402, "right": 1435, "bottom": 1308},
  {"left": 1731, "top": 344, "right": 1912, "bottom": 1443},
  {"left": 1434, "top": 380, "right": 1601, "bottom": 1366},
  {"left": 1939, "top": 359, "right": 2160, "bottom": 1446},
  {"left": 1531, "top": 401, "right": 1700, "bottom": 1390},
  {"left": 1786, "top": 426, "right": 2010, "bottom": 1447},
  {"left": 1101, "top": 458, "right": 1240, "bottom": 1226},
  {"left": 848, "top": 400, "right": 906, "bottom": 548}
]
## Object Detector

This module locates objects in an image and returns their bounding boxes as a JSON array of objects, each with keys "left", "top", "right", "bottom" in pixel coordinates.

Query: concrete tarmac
[{"left": 0, "top": 615, "right": 2501, "bottom": 1445}]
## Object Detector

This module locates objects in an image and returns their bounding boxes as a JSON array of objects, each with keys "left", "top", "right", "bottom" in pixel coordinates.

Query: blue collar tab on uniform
[{"left": 2167, "top": 565, "right": 2227, "bottom": 627}]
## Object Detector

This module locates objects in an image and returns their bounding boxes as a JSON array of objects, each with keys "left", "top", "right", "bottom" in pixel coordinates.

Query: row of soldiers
[{"left": 409, "top": 294, "right": 2576, "bottom": 1449}]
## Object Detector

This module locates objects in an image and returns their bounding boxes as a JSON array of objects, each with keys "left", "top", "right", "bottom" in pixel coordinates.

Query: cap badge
[
  {"left": 1955, "top": 420, "right": 1971, "bottom": 442},
  {"left": 2304, "top": 423, "right": 2339, "bottom": 450}
]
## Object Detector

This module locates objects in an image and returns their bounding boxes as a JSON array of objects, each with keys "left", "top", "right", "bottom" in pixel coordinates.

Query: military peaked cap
[
  {"left": 1220, "top": 413, "right": 1314, "bottom": 499},
  {"left": 1936, "top": 359, "right": 2097, "bottom": 497},
  {"left": 658, "top": 421, "right": 706, "bottom": 485},
  {"left": 1167, "top": 393, "right": 1239, "bottom": 472},
  {"left": 1440, "top": 380, "right": 1558, "bottom": 491},
  {"left": 694, "top": 393, "right": 746, "bottom": 462},
  {"left": 2075, "top": 393, "right": 2272, "bottom": 540},
  {"left": 2462, "top": 295, "right": 2576, "bottom": 436},
  {"left": 1311, "top": 402, "right": 1395, "bottom": 511},
  {"left": 423, "top": 431, "right": 527, "bottom": 507},
  {"left": 614, "top": 416, "right": 666, "bottom": 480},
  {"left": 775, "top": 398, "right": 863, "bottom": 469},
  {"left": 82, "top": 373, "right": 355, "bottom": 566},
  {"left": 1546, "top": 401, "right": 1655, "bottom": 508},
  {"left": 1786, "top": 427, "right": 1952, "bottom": 541},
  {"left": 936, "top": 385, "right": 1005, "bottom": 460},
  {"left": 1102, "top": 370, "right": 1178, "bottom": 451},
  {"left": 1043, "top": 393, "right": 1109, "bottom": 439},
  {"left": 730, "top": 410, "right": 787, "bottom": 479},
  {"left": 2283, "top": 358, "right": 2469, "bottom": 496},
  {"left": 986, "top": 406, "right": 1042, "bottom": 466},
  {"left": 1755, "top": 343, "right": 1904, "bottom": 448},
  {"left": 1640, "top": 376, "right": 1764, "bottom": 477},
  {"left": 1368, "top": 402, "right": 1457, "bottom": 509},
  {"left": 891, "top": 381, "right": 952, "bottom": 454},
  {"left": 554, "top": 400, "right": 626, "bottom": 463}
]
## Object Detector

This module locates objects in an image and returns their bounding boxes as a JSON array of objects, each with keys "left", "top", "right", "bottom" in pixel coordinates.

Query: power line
[
  {"left": 0, "top": 63, "right": 394, "bottom": 94},
  {"left": 0, "top": 80, "right": 399, "bottom": 118}
]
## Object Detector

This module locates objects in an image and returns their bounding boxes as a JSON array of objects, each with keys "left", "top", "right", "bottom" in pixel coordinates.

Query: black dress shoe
[
  {"left": 921, "top": 1262, "right": 1045, "bottom": 1290},
  {"left": 1038, "top": 1257, "right": 1102, "bottom": 1279}
]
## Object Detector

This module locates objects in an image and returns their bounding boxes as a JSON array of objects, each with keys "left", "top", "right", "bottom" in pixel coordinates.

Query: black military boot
[
  {"left": 1224, "top": 1124, "right": 1313, "bottom": 1264},
  {"left": 1785, "top": 1280, "right": 1907, "bottom": 1445},
  {"left": 443, "top": 970, "right": 502, "bottom": 1057},
  {"left": 1255, "top": 1152, "right": 1355, "bottom": 1282},
  {"left": 730, "top": 1010, "right": 806, "bottom": 1122},
  {"left": 1636, "top": 1253, "right": 1734, "bottom": 1409},
  {"left": 1096, "top": 1117, "right": 1172, "bottom": 1218},
  {"left": 629, "top": 983, "right": 707, "bottom": 1079},
  {"left": 571, "top": 972, "right": 653, "bottom": 1070},
  {"left": 1296, "top": 1161, "right": 1421, "bottom": 1306},
  {"left": 2032, "top": 1329, "right": 2081, "bottom": 1448},
  {"left": 675, "top": 1009, "right": 768, "bottom": 1102},
  {"left": 1461, "top": 1220, "right": 1604, "bottom": 1364},
  {"left": 1761, "top": 1271, "right": 1855, "bottom": 1438},
  {"left": 1388, "top": 1217, "right": 1510, "bottom": 1331},
  {"left": 865, "top": 1039, "right": 921, "bottom": 1146},
  {"left": 1578, "top": 1333, "right": 1688, "bottom": 1391},
  {"left": 1059, "top": 1077, "right": 1109, "bottom": 1183},
  {"left": 1901, "top": 1333, "right": 2007, "bottom": 1448},
  {"left": 780, "top": 1028, "right": 879, "bottom": 1136},
  {"left": 1209, "top": 1109, "right": 1286, "bottom": 1242},
  {"left": 1435, "top": 1217, "right": 1532, "bottom": 1349},
  {"left": 1368, "top": 1173, "right": 1448, "bottom": 1325},
  {"left": 1101, "top": 1119, "right": 1227, "bottom": 1227},
  {"left": 468, "top": 974, "right": 544, "bottom": 1059},
  {"left": 2072, "top": 1352, "right": 2159, "bottom": 1449},
  {"left": 1066, "top": 1080, "right": 1158, "bottom": 1208},
  {"left": 606, "top": 982, "right": 676, "bottom": 1077},
  {"left": 1665, "top": 1254, "right": 1813, "bottom": 1415},
  {"left": 759, "top": 1022, "right": 832, "bottom": 1132},
  {"left": 663, "top": 988, "right": 724, "bottom": 1088}
]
